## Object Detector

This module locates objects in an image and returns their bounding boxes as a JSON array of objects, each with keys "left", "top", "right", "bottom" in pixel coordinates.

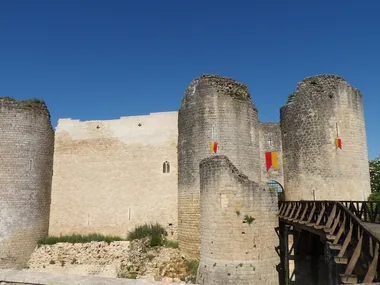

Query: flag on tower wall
[
  {"left": 335, "top": 138, "right": 342, "bottom": 149},
  {"left": 210, "top": 141, "right": 218, "bottom": 153},
  {"left": 265, "top": 152, "right": 278, "bottom": 171}
]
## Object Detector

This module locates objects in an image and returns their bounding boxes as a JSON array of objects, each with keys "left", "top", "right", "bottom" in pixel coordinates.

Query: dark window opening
[{"left": 163, "top": 161, "right": 170, "bottom": 173}]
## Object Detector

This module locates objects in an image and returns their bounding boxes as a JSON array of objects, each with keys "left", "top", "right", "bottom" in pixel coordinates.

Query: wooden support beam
[
  {"left": 363, "top": 242, "right": 379, "bottom": 283},
  {"left": 333, "top": 215, "right": 346, "bottom": 245},
  {"left": 307, "top": 203, "right": 316, "bottom": 223},
  {"left": 298, "top": 204, "right": 308, "bottom": 223},
  {"left": 287, "top": 204, "right": 297, "bottom": 220},
  {"left": 326, "top": 204, "right": 337, "bottom": 229},
  {"left": 344, "top": 233, "right": 363, "bottom": 276},
  {"left": 338, "top": 221, "right": 353, "bottom": 258},
  {"left": 289, "top": 204, "right": 302, "bottom": 221},
  {"left": 325, "top": 211, "right": 341, "bottom": 235},
  {"left": 316, "top": 204, "right": 326, "bottom": 226}
]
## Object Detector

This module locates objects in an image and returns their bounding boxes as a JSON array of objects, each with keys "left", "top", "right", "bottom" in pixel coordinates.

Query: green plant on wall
[{"left": 243, "top": 215, "right": 255, "bottom": 225}]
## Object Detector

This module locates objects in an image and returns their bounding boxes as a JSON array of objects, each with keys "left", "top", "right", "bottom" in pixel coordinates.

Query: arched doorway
[{"left": 267, "top": 180, "right": 285, "bottom": 202}]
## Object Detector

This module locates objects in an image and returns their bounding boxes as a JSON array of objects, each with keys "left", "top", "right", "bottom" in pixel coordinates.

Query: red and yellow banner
[
  {"left": 265, "top": 152, "right": 278, "bottom": 171},
  {"left": 210, "top": 141, "right": 218, "bottom": 153},
  {"left": 335, "top": 138, "right": 342, "bottom": 149}
]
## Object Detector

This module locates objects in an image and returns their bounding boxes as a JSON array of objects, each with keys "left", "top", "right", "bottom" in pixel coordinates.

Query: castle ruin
[{"left": 0, "top": 74, "right": 371, "bottom": 284}]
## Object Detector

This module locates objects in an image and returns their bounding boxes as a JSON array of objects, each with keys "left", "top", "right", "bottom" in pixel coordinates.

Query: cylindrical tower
[
  {"left": 178, "top": 75, "right": 261, "bottom": 259},
  {"left": 280, "top": 75, "right": 371, "bottom": 201},
  {"left": 197, "top": 156, "right": 279, "bottom": 285},
  {"left": 0, "top": 97, "right": 54, "bottom": 269}
]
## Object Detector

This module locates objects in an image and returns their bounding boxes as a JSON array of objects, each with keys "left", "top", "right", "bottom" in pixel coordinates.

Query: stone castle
[{"left": 0, "top": 74, "right": 371, "bottom": 284}]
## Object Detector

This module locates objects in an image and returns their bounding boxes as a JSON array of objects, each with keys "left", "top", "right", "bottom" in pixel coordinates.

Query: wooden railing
[
  {"left": 341, "top": 201, "right": 380, "bottom": 224},
  {"left": 279, "top": 201, "right": 380, "bottom": 284}
]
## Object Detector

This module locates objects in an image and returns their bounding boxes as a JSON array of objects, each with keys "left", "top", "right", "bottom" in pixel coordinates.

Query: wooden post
[
  {"left": 280, "top": 222, "right": 290, "bottom": 285},
  {"left": 324, "top": 242, "right": 338, "bottom": 285}
]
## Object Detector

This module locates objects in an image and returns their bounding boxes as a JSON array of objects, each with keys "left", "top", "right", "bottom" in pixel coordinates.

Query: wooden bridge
[{"left": 278, "top": 201, "right": 380, "bottom": 285}]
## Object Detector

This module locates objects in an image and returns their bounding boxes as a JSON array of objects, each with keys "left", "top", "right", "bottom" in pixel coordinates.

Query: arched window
[
  {"left": 163, "top": 161, "right": 170, "bottom": 173},
  {"left": 267, "top": 180, "right": 285, "bottom": 201}
]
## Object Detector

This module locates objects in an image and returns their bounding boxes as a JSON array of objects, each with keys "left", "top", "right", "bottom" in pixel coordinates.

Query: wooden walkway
[{"left": 279, "top": 201, "right": 380, "bottom": 284}]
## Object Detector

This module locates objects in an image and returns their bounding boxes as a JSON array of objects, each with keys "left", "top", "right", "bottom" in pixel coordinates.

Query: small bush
[
  {"left": 127, "top": 223, "right": 167, "bottom": 247},
  {"left": 38, "top": 233, "right": 123, "bottom": 246}
]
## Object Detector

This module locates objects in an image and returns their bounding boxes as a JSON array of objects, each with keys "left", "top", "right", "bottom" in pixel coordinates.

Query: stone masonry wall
[
  {"left": 197, "top": 155, "right": 279, "bottom": 285},
  {"left": 49, "top": 112, "right": 178, "bottom": 239},
  {"left": 259, "top": 122, "right": 284, "bottom": 187},
  {"left": 280, "top": 75, "right": 371, "bottom": 200},
  {"left": 0, "top": 98, "right": 54, "bottom": 269},
  {"left": 178, "top": 75, "right": 261, "bottom": 259}
]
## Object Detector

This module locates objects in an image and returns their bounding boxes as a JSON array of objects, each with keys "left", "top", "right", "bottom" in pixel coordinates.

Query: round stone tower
[
  {"left": 197, "top": 156, "right": 279, "bottom": 285},
  {"left": 280, "top": 75, "right": 371, "bottom": 201},
  {"left": 178, "top": 75, "right": 261, "bottom": 259},
  {"left": 0, "top": 97, "right": 54, "bottom": 269}
]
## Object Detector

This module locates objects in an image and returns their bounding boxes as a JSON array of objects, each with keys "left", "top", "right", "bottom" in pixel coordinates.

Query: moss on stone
[{"left": 0, "top": 96, "right": 48, "bottom": 112}]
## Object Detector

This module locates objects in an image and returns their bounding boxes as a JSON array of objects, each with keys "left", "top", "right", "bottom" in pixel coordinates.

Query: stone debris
[{"left": 26, "top": 238, "right": 191, "bottom": 283}]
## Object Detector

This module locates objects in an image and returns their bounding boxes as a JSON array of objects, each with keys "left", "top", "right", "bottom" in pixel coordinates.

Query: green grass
[
  {"left": 38, "top": 233, "right": 124, "bottom": 246},
  {"left": 127, "top": 223, "right": 168, "bottom": 247},
  {"left": 0, "top": 96, "right": 46, "bottom": 110}
]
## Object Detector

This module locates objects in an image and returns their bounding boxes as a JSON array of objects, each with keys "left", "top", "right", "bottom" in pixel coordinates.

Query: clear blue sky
[{"left": 1, "top": 0, "right": 379, "bottom": 159}]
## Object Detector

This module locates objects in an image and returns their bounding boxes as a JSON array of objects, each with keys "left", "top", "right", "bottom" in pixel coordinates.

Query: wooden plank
[{"left": 344, "top": 233, "right": 363, "bottom": 276}]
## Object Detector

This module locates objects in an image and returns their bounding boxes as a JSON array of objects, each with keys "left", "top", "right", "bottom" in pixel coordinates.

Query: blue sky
[{"left": 0, "top": 0, "right": 379, "bottom": 159}]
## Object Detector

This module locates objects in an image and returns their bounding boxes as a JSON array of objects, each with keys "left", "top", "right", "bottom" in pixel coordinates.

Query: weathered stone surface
[
  {"left": 197, "top": 155, "right": 279, "bottom": 285},
  {"left": 49, "top": 112, "right": 178, "bottom": 240},
  {"left": 27, "top": 240, "right": 189, "bottom": 283},
  {"left": 280, "top": 74, "right": 371, "bottom": 200},
  {"left": 0, "top": 98, "right": 54, "bottom": 269},
  {"left": 178, "top": 75, "right": 262, "bottom": 259}
]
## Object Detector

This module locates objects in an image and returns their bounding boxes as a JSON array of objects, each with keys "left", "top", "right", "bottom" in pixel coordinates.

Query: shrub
[{"left": 127, "top": 223, "right": 167, "bottom": 247}]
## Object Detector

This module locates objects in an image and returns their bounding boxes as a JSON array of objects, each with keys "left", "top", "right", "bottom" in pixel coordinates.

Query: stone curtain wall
[
  {"left": 178, "top": 75, "right": 261, "bottom": 259},
  {"left": 197, "top": 156, "right": 279, "bottom": 285},
  {"left": 259, "top": 122, "right": 284, "bottom": 186},
  {"left": 49, "top": 112, "right": 178, "bottom": 239},
  {"left": 280, "top": 75, "right": 371, "bottom": 200},
  {"left": 0, "top": 98, "right": 54, "bottom": 269}
]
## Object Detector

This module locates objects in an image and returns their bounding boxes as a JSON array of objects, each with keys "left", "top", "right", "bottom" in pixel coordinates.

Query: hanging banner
[
  {"left": 265, "top": 152, "right": 278, "bottom": 171},
  {"left": 210, "top": 125, "right": 218, "bottom": 153},
  {"left": 335, "top": 138, "right": 342, "bottom": 149},
  {"left": 210, "top": 141, "right": 218, "bottom": 153}
]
